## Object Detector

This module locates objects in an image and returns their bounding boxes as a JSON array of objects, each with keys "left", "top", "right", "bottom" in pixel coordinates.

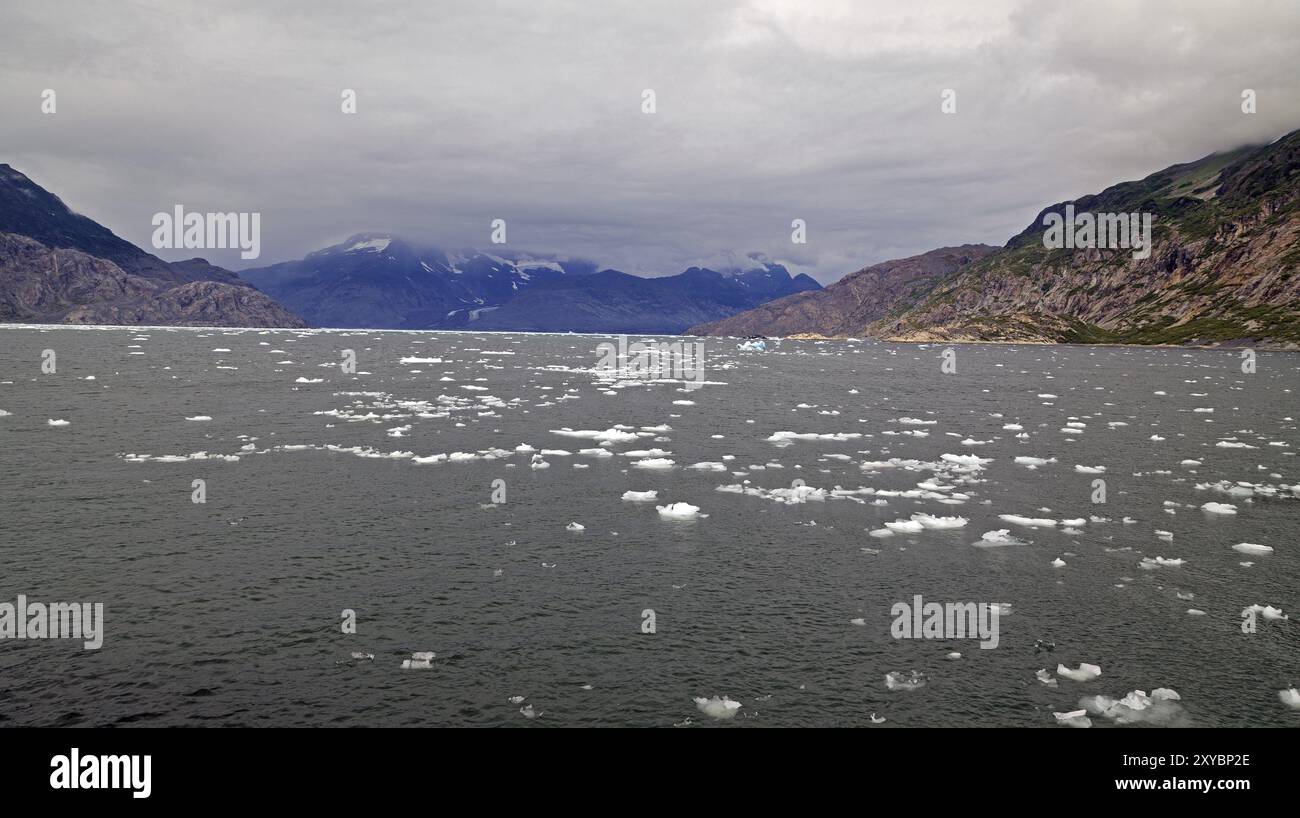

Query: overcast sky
[{"left": 2, "top": 0, "right": 1298, "bottom": 282}]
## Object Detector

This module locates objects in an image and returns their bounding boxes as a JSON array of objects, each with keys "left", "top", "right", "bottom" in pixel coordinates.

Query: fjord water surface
[{"left": 0, "top": 326, "right": 1297, "bottom": 726}]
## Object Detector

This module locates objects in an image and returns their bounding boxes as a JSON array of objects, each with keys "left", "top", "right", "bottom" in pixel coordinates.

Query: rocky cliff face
[
  {"left": 0, "top": 232, "right": 305, "bottom": 327},
  {"left": 692, "top": 130, "right": 1300, "bottom": 348},
  {"left": 0, "top": 165, "right": 306, "bottom": 327}
]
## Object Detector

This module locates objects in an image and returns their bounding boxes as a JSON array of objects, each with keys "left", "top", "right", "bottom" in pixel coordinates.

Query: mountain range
[
  {"left": 5, "top": 127, "right": 1299, "bottom": 343},
  {"left": 241, "top": 238, "right": 820, "bottom": 333},
  {"left": 692, "top": 129, "right": 1300, "bottom": 347},
  {"left": 0, "top": 165, "right": 818, "bottom": 332}
]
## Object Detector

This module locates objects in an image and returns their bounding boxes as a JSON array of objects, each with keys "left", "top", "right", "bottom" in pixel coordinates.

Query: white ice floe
[
  {"left": 1243, "top": 604, "right": 1287, "bottom": 621},
  {"left": 401, "top": 651, "right": 435, "bottom": 670},
  {"left": 621, "top": 490, "right": 658, "bottom": 502},
  {"left": 1139, "top": 556, "right": 1186, "bottom": 569},
  {"left": 1279, "top": 689, "right": 1300, "bottom": 710},
  {"left": 1200, "top": 502, "right": 1238, "bottom": 515},
  {"left": 1057, "top": 663, "right": 1102, "bottom": 682},
  {"left": 999, "top": 514, "right": 1057, "bottom": 528},
  {"left": 885, "top": 671, "right": 927, "bottom": 691},
  {"left": 693, "top": 696, "right": 742, "bottom": 719},
  {"left": 550, "top": 427, "right": 640, "bottom": 444},
  {"left": 883, "top": 519, "right": 925, "bottom": 534},
  {"left": 1053, "top": 709, "right": 1092, "bottom": 728},
  {"left": 973, "top": 529, "right": 1026, "bottom": 547},
  {"left": 909, "top": 513, "right": 968, "bottom": 529},
  {"left": 566, "top": 522, "right": 585, "bottom": 531},
  {"left": 47, "top": 419, "right": 70, "bottom": 426},
  {"left": 632, "top": 458, "right": 676, "bottom": 469},
  {"left": 1074, "top": 465, "right": 1106, "bottom": 474},
  {"left": 657, "top": 502, "right": 703, "bottom": 520},
  {"left": 1232, "top": 542, "right": 1273, "bottom": 555},
  {"left": 1081, "top": 688, "right": 1186, "bottom": 726},
  {"left": 766, "top": 431, "right": 862, "bottom": 444},
  {"left": 1015, "top": 456, "right": 1057, "bottom": 468},
  {"left": 185, "top": 415, "right": 213, "bottom": 421}
]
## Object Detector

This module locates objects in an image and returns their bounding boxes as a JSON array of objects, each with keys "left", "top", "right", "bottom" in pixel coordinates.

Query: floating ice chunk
[
  {"left": 1002, "top": 423, "right": 1023, "bottom": 431},
  {"left": 1057, "top": 663, "right": 1102, "bottom": 682},
  {"left": 910, "top": 513, "right": 968, "bottom": 529},
  {"left": 566, "top": 522, "right": 585, "bottom": 531},
  {"left": 941, "top": 453, "right": 992, "bottom": 467},
  {"left": 946, "top": 652, "right": 962, "bottom": 660},
  {"left": 850, "top": 618, "right": 866, "bottom": 626},
  {"left": 766, "top": 431, "right": 862, "bottom": 443},
  {"left": 1054, "top": 709, "right": 1092, "bottom": 728},
  {"left": 1200, "top": 502, "right": 1237, "bottom": 514},
  {"left": 0, "top": 410, "right": 10, "bottom": 417},
  {"left": 1082, "top": 688, "right": 1187, "bottom": 725},
  {"left": 885, "top": 671, "right": 927, "bottom": 691},
  {"left": 687, "top": 461, "right": 727, "bottom": 471},
  {"left": 1015, "top": 456, "right": 1057, "bottom": 467},
  {"left": 657, "top": 502, "right": 703, "bottom": 520},
  {"left": 401, "top": 651, "right": 434, "bottom": 669},
  {"left": 622, "top": 490, "right": 658, "bottom": 502},
  {"left": 1232, "top": 542, "right": 1273, "bottom": 555},
  {"left": 974, "top": 529, "right": 1026, "bottom": 547},
  {"left": 551, "top": 427, "right": 640, "bottom": 443},
  {"left": 693, "top": 696, "right": 742, "bottom": 719},
  {"left": 1074, "top": 465, "right": 1105, "bottom": 474},
  {"left": 1140, "top": 556, "right": 1186, "bottom": 569},
  {"left": 295, "top": 377, "right": 324, "bottom": 384},
  {"left": 1051, "top": 558, "right": 1066, "bottom": 567},
  {"left": 1000, "top": 514, "right": 1057, "bottom": 528},
  {"left": 1243, "top": 604, "right": 1287, "bottom": 621},
  {"left": 632, "top": 458, "right": 676, "bottom": 469},
  {"left": 1280, "top": 689, "right": 1300, "bottom": 709},
  {"left": 399, "top": 356, "right": 443, "bottom": 364},
  {"left": 1036, "top": 669, "right": 1059, "bottom": 687},
  {"left": 47, "top": 419, "right": 70, "bottom": 426},
  {"left": 1186, "top": 609, "right": 1206, "bottom": 616},
  {"left": 884, "top": 519, "right": 925, "bottom": 534},
  {"left": 672, "top": 400, "right": 696, "bottom": 406}
]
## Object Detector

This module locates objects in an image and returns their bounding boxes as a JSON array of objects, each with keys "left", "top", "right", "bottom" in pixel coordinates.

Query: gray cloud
[{"left": 2, "top": 0, "right": 1298, "bottom": 282}]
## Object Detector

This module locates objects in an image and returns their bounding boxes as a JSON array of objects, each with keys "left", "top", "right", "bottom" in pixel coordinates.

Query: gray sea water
[{"left": 1, "top": 325, "right": 1297, "bottom": 727}]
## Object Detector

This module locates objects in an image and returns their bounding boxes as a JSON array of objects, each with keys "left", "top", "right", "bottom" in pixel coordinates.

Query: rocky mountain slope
[
  {"left": 244, "top": 236, "right": 820, "bottom": 331},
  {"left": 689, "top": 245, "right": 996, "bottom": 337},
  {"left": 0, "top": 165, "right": 305, "bottom": 327},
  {"left": 692, "top": 130, "right": 1300, "bottom": 347}
]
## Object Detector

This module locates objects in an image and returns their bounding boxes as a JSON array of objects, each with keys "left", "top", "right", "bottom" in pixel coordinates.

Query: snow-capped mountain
[{"left": 242, "top": 234, "right": 820, "bottom": 331}]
